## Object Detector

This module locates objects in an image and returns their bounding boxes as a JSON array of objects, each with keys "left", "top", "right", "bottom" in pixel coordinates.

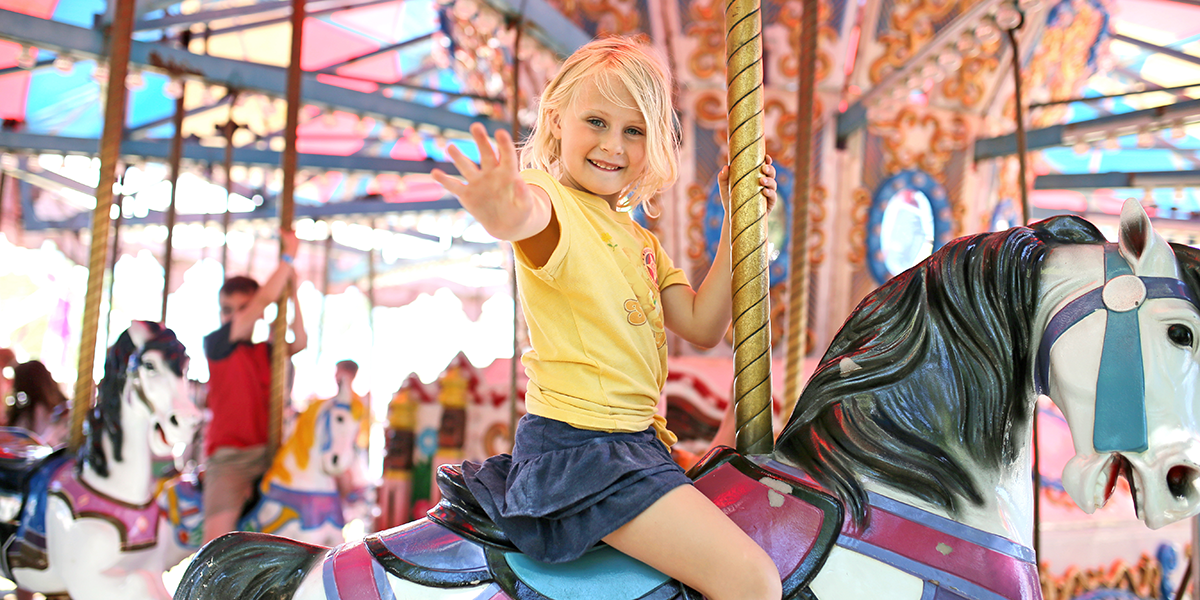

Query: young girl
[{"left": 431, "top": 36, "right": 780, "bottom": 600}]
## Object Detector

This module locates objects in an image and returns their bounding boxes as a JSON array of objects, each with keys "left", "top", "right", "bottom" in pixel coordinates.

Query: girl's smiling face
[{"left": 549, "top": 76, "right": 648, "bottom": 209}]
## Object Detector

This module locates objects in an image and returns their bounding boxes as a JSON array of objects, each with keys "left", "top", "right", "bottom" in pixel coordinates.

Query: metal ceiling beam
[
  {"left": 19, "top": 191, "right": 463, "bottom": 231},
  {"left": 1034, "top": 170, "right": 1200, "bottom": 190},
  {"left": 0, "top": 9, "right": 506, "bottom": 135},
  {"left": 1112, "top": 34, "right": 1200, "bottom": 68},
  {"left": 477, "top": 0, "right": 589, "bottom": 58},
  {"left": 975, "top": 97, "right": 1200, "bottom": 160},
  {"left": 201, "top": 0, "right": 397, "bottom": 38},
  {"left": 133, "top": 0, "right": 390, "bottom": 32},
  {"left": 0, "top": 131, "right": 459, "bottom": 174}
]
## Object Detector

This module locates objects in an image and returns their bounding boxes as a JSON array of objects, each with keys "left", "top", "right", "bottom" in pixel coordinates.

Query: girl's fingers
[
  {"left": 496, "top": 129, "right": 519, "bottom": 171},
  {"left": 470, "top": 122, "right": 498, "bottom": 170},
  {"left": 430, "top": 169, "right": 467, "bottom": 197},
  {"left": 445, "top": 145, "right": 482, "bottom": 180}
]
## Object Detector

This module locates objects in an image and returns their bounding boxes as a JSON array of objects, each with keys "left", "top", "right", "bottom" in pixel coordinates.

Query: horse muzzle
[{"left": 1063, "top": 439, "right": 1200, "bottom": 529}]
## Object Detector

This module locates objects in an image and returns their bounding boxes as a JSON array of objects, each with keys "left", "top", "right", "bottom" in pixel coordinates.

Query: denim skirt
[{"left": 462, "top": 413, "right": 692, "bottom": 563}]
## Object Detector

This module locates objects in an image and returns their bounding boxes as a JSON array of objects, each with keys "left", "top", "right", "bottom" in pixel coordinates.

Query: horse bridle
[{"left": 1035, "top": 244, "right": 1200, "bottom": 453}]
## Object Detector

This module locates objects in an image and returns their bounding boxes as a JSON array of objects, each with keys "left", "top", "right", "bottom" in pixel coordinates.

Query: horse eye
[
  {"left": 336, "top": 415, "right": 345, "bottom": 423},
  {"left": 144, "top": 362, "right": 157, "bottom": 372},
  {"left": 1168, "top": 324, "right": 1194, "bottom": 349}
]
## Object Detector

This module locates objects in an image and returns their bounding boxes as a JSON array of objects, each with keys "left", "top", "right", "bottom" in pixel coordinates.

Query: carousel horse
[
  {"left": 0, "top": 321, "right": 200, "bottom": 600},
  {"left": 159, "top": 386, "right": 367, "bottom": 550},
  {"left": 174, "top": 200, "right": 1200, "bottom": 600}
]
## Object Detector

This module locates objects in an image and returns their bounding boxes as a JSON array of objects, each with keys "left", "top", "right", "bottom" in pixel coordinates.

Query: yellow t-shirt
[{"left": 515, "top": 169, "right": 689, "bottom": 447}]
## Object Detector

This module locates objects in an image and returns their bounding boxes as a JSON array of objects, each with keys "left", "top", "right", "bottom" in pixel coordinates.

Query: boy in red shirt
[{"left": 201, "top": 230, "right": 307, "bottom": 543}]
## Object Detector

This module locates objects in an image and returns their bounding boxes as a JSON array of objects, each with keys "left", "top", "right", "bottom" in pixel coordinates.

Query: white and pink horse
[
  {"left": 175, "top": 201, "right": 1200, "bottom": 600},
  {"left": 0, "top": 321, "right": 200, "bottom": 600}
]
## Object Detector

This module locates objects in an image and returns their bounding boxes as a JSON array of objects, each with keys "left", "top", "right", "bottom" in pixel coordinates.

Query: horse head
[
  {"left": 83, "top": 321, "right": 200, "bottom": 478},
  {"left": 1039, "top": 200, "right": 1200, "bottom": 529},
  {"left": 318, "top": 385, "right": 365, "bottom": 477}
]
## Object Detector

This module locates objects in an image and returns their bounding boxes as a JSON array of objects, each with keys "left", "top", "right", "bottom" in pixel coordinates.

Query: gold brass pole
[
  {"left": 726, "top": 0, "right": 773, "bottom": 455},
  {"left": 781, "top": 0, "right": 818, "bottom": 420},
  {"left": 71, "top": 0, "right": 136, "bottom": 452},
  {"left": 270, "top": 0, "right": 304, "bottom": 457}
]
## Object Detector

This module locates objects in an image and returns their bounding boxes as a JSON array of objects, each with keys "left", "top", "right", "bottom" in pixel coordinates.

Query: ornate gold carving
[
  {"left": 848, "top": 187, "right": 872, "bottom": 265},
  {"left": 868, "top": 0, "right": 961, "bottom": 85},
  {"left": 940, "top": 50, "right": 1001, "bottom": 109},
  {"left": 1024, "top": 0, "right": 1109, "bottom": 128},
  {"left": 1040, "top": 552, "right": 1168, "bottom": 600},
  {"left": 778, "top": 0, "right": 838, "bottom": 85},
  {"left": 869, "top": 107, "right": 970, "bottom": 180},
  {"left": 685, "top": 0, "right": 727, "bottom": 81}
]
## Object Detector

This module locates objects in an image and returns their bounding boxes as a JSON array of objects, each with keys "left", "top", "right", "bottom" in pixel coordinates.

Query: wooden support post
[{"left": 71, "top": 0, "right": 136, "bottom": 452}]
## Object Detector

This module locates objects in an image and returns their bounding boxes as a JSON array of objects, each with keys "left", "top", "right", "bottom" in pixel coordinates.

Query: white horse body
[
  {"left": 7, "top": 322, "right": 199, "bottom": 600},
  {"left": 159, "top": 386, "right": 365, "bottom": 551},
  {"left": 176, "top": 201, "right": 1200, "bottom": 600},
  {"left": 248, "top": 389, "right": 364, "bottom": 547}
]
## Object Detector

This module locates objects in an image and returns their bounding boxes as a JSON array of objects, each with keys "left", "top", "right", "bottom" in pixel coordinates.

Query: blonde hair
[{"left": 521, "top": 36, "right": 680, "bottom": 212}]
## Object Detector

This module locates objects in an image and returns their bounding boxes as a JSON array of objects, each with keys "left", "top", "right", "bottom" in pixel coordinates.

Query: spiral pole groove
[{"left": 726, "top": 0, "right": 773, "bottom": 456}]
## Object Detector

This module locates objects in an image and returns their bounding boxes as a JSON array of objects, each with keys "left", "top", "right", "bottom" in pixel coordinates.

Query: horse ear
[{"left": 1118, "top": 199, "right": 1177, "bottom": 277}]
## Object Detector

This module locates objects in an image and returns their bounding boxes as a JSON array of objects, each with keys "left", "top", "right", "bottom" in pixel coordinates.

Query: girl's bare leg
[{"left": 603, "top": 484, "right": 781, "bottom": 600}]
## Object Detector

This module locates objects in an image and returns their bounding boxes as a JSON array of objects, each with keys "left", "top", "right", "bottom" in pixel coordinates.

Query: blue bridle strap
[
  {"left": 1035, "top": 245, "right": 1199, "bottom": 453},
  {"left": 1094, "top": 248, "right": 1146, "bottom": 453}
]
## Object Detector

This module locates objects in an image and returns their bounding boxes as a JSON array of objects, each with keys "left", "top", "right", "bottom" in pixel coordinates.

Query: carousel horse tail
[{"left": 174, "top": 531, "right": 325, "bottom": 600}]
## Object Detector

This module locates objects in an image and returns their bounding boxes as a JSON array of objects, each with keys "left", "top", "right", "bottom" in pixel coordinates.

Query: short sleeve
[
  {"left": 648, "top": 230, "right": 688, "bottom": 291},
  {"left": 516, "top": 169, "right": 571, "bottom": 280}
]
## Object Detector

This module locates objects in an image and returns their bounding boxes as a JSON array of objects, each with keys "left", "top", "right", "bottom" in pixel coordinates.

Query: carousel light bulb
[
  {"left": 994, "top": 4, "right": 1023, "bottom": 30},
  {"left": 164, "top": 78, "right": 183, "bottom": 99},
  {"left": 126, "top": 69, "right": 145, "bottom": 90},
  {"left": 975, "top": 21, "right": 1000, "bottom": 44},
  {"left": 53, "top": 54, "right": 75, "bottom": 75},
  {"left": 92, "top": 65, "right": 108, "bottom": 85},
  {"left": 1105, "top": 134, "right": 1120, "bottom": 150},
  {"left": 937, "top": 49, "right": 963, "bottom": 72},
  {"left": 16, "top": 46, "right": 36, "bottom": 70},
  {"left": 1072, "top": 141, "right": 1091, "bottom": 154},
  {"left": 1171, "top": 120, "right": 1187, "bottom": 140},
  {"left": 1137, "top": 128, "right": 1155, "bottom": 149},
  {"left": 323, "top": 109, "right": 338, "bottom": 127}
]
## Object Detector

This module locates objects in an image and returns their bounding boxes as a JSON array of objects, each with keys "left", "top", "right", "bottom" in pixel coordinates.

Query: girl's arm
[
  {"left": 662, "top": 157, "right": 776, "bottom": 348},
  {"left": 431, "top": 123, "right": 557, "bottom": 264}
]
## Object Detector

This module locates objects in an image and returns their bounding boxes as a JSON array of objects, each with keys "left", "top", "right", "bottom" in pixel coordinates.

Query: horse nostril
[
  {"left": 170, "top": 416, "right": 178, "bottom": 426},
  {"left": 331, "top": 455, "right": 339, "bottom": 466},
  {"left": 1167, "top": 465, "right": 1197, "bottom": 499}
]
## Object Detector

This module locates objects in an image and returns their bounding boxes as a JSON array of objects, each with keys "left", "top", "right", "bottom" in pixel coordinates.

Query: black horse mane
[
  {"left": 774, "top": 215, "right": 1119, "bottom": 526},
  {"left": 79, "top": 321, "right": 187, "bottom": 478}
]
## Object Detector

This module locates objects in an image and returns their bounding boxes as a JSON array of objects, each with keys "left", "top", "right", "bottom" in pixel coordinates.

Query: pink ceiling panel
[
  {"left": 329, "top": 1, "right": 408, "bottom": 44},
  {"left": 297, "top": 112, "right": 366, "bottom": 156},
  {"left": 389, "top": 140, "right": 425, "bottom": 161},
  {"left": 0, "top": 0, "right": 55, "bottom": 18},
  {"left": 337, "top": 52, "right": 401, "bottom": 84},
  {"left": 301, "top": 19, "right": 381, "bottom": 71},
  {"left": 1030, "top": 189, "right": 1087, "bottom": 212},
  {"left": 0, "top": 39, "right": 20, "bottom": 69},
  {"left": 0, "top": 72, "right": 31, "bottom": 119}
]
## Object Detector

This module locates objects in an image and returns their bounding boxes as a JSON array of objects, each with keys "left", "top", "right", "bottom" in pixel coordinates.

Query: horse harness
[
  {"left": 316, "top": 449, "right": 1038, "bottom": 600},
  {"left": 1035, "top": 244, "right": 1200, "bottom": 453}
]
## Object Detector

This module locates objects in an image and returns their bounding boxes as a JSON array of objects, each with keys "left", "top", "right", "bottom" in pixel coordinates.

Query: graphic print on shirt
[{"left": 617, "top": 242, "right": 667, "bottom": 349}]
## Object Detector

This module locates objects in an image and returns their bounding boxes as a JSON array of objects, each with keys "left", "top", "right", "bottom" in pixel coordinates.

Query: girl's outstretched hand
[
  {"left": 431, "top": 122, "right": 541, "bottom": 241},
  {"left": 716, "top": 155, "right": 778, "bottom": 214}
]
